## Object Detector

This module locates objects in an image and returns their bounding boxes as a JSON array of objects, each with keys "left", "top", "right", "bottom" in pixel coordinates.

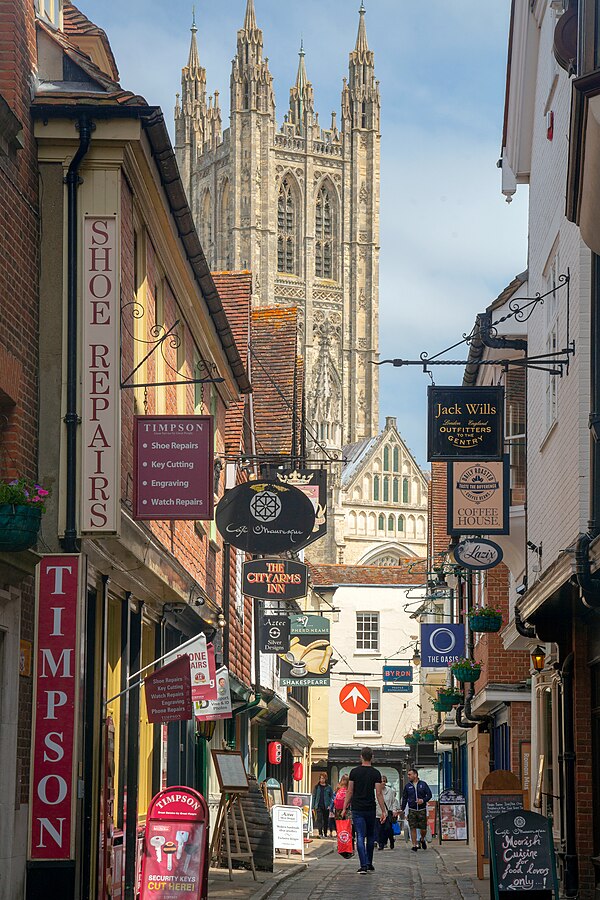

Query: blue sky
[{"left": 77, "top": 0, "right": 528, "bottom": 467}]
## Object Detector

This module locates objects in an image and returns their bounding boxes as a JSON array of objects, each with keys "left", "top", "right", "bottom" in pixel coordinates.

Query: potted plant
[
  {"left": 468, "top": 603, "right": 503, "bottom": 633},
  {"left": 405, "top": 732, "right": 419, "bottom": 745},
  {"left": 450, "top": 657, "right": 482, "bottom": 683},
  {"left": 0, "top": 478, "right": 49, "bottom": 552},
  {"left": 420, "top": 727, "right": 435, "bottom": 742},
  {"left": 438, "top": 686, "right": 463, "bottom": 706},
  {"left": 433, "top": 699, "right": 449, "bottom": 713}
]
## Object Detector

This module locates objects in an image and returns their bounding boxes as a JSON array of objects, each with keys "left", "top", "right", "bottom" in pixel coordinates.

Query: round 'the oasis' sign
[
  {"left": 215, "top": 481, "right": 316, "bottom": 553},
  {"left": 453, "top": 538, "right": 503, "bottom": 571}
]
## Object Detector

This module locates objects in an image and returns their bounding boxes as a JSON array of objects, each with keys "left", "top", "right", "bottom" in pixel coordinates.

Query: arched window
[
  {"left": 402, "top": 477, "right": 409, "bottom": 504},
  {"left": 243, "top": 79, "right": 249, "bottom": 109},
  {"left": 383, "top": 446, "right": 390, "bottom": 471},
  {"left": 383, "top": 477, "right": 389, "bottom": 502},
  {"left": 277, "top": 178, "right": 297, "bottom": 274},
  {"left": 393, "top": 446, "right": 399, "bottom": 472},
  {"left": 393, "top": 478, "right": 399, "bottom": 503},
  {"left": 387, "top": 514, "right": 395, "bottom": 532},
  {"left": 373, "top": 475, "right": 380, "bottom": 501},
  {"left": 315, "top": 186, "right": 334, "bottom": 279},
  {"left": 378, "top": 514, "right": 385, "bottom": 531},
  {"left": 201, "top": 190, "right": 212, "bottom": 265},
  {"left": 219, "top": 180, "right": 231, "bottom": 269},
  {"left": 398, "top": 515, "right": 405, "bottom": 532}
]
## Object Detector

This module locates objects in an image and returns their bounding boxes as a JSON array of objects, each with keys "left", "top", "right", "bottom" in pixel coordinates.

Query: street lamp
[
  {"left": 412, "top": 645, "right": 421, "bottom": 667},
  {"left": 531, "top": 645, "right": 546, "bottom": 672}
]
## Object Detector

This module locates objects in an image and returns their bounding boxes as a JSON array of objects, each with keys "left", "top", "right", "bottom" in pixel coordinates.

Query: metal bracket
[{"left": 120, "top": 300, "right": 224, "bottom": 390}]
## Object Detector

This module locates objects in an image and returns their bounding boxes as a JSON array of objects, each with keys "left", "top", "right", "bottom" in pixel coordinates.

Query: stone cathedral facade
[{"left": 174, "top": 0, "right": 380, "bottom": 454}]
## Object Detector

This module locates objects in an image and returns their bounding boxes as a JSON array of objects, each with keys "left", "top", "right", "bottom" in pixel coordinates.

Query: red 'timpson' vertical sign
[{"left": 29, "top": 555, "right": 83, "bottom": 861}]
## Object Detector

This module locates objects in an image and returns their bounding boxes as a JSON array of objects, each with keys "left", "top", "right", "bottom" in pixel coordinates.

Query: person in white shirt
[{"left": 376, "top": 776, "right": 399, "bottom": 850}]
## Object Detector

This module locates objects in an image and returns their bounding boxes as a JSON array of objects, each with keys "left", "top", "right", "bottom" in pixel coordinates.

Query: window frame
[
  {"left": 356, "top": 687, "right": 380, "bottom": 734},
  {"left": 356, "top": 612, "right": 379, "bottom": 652}
]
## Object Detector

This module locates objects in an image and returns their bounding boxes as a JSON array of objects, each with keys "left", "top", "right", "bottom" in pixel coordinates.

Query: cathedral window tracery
[
  {"left": 277, "top": 178, "right": 298, "bottom": 275},
  {"left": 393, "top": 446, "right": 399, "bottom": 472},
  {"left": 378, "top": 514, "right": 384, "bottom": 531},
  {"left": 402, "top": 477, "right": 409, "bottom": 504},
  {"left": 393, "top": 477, "right": 399, "bottom": 503},
  {"left": 373, "top": 475, "right": 380, "bottom": 501},
  {"left": 383, "top": 476, "right": 389, "bottom": 502},
  {"left": 383, "top": 446, "right": 390, "bottom": 470},
  {"left": 315, "top": 185, "right": 335, "bottom": 279}
]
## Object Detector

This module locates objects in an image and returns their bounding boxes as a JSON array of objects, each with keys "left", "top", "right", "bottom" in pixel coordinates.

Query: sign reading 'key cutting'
[{"left": 29, "top": 555, "right": 83, "bottom": 861}]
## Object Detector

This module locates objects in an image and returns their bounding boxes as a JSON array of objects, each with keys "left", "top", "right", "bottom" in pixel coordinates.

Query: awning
[{"left": 282, "top": 727, "right": 310, "bottom": 753}]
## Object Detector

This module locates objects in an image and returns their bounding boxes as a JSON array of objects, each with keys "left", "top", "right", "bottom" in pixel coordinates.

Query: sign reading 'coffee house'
[
  {"left": 133, "top": 415, "right": 214, "bottom": 520},
  {"left": 243, "top": 559, "right": 308, "bottom": 601},
  {"left": 447, "top": 457, "right": 509, "bottom": 535},
  {"left": 427, "top": 386, "right": 504, "bottom": 461}
]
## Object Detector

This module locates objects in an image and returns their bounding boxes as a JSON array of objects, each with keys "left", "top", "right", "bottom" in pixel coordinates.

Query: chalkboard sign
[
  {"left": 480, "top": 794, "right": 525, "bottom": 859},
  {"left": 489, "top": 810, "right": 559, "bottom": 898}
]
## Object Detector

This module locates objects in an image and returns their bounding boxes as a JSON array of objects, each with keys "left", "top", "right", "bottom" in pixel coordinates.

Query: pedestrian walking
[
  {"left": 312, "top": 772, "right": 334, "bottom": 838},
  {"left": 341, "top": 748, "right": 387, "bottom": 874},
  {"left": 376, "top": 775, "right": 399, "bottom": 850},
  {"left": 400, "top": 767, "right": 432, "bottom": 852},
  {"left": 332, "top": 773, "right": 350, "bottom": 821}
]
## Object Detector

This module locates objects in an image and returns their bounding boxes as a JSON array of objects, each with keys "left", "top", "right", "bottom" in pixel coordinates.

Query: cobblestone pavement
[{"left": 268, "top": 841, "right": 488, "bottom": 900}]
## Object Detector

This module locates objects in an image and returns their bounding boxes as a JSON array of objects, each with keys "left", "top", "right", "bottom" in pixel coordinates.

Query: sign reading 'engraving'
[
  {"left": 215, "top": 481, "right": 315, "bottom": 553},
  {"left": 453, "top": 538, "right": 504, "bottom": 570},
  {"left": 427, "top": 386, "right": 504, "bottom": 461},
  {"left": 134, "top": 415, "right": 214, "bottom": 520},
  {"left": 243, "top": 559, "right": 308, "bottom": 600},
  {"left": 447, "top": 457, "right": 510, "bottom": 535},
  {"left": 144, "top": 655, "right": 193, "bottom": 724},
  {"left": 259, "top": 611, "right": 291, "bottom": 654}
]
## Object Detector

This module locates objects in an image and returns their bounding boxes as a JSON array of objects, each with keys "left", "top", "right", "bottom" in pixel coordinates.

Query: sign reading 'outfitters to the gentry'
[
  {"left": 134, "top": 415, "right": 214, "bottom": 520},
  {"left": 427, "top": 386, "right": 504, "bottom": 461}
]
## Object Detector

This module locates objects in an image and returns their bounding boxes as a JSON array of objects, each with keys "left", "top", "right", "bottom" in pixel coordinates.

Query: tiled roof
[
  {"left": 62, "top": 2, "right": 120, "bottom": 81},
  {"left": 251, "top": 307, "right": 300, "bottom": 456},
  {"left": 309, "top": 563, "right": 426, "bottom": 586},
  {"left": 213, "top": 272, "right": 252, "bottom": 457},
  {"left": 341, "top": 434, "right": 377, "bottom": 485}
]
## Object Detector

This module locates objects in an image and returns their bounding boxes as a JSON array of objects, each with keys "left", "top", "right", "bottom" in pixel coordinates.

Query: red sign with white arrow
[{"left": 339, "top": 683, "right": 371, "bottom": 715}]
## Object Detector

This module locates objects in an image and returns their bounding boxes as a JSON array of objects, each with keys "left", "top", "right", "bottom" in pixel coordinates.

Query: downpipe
[
  {"left": 561, "top": 653, "right": 578, "bottom": 898},
  {"left": 575, "top": 532, "right": 600, "bottom": 609},
  {"left": 62, "top": 115, "right": 93, "bottom": 553}
]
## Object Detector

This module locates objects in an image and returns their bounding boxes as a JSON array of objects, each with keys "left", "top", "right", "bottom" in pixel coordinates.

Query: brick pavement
[{"left": 207, "top": 837, "right": 490, "bottom": 900}]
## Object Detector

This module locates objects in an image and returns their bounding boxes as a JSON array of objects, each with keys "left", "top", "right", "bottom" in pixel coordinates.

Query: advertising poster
[
  {"left": 427, "top": 385, "right": 504, "bottom": 461},
  {"left": 279, "top": 615, "right": 332, "bottom": 686},
  {"left": 287, "top": 792, "right": 313, "bottom": 838},
  {"left": 139, "top": 787, "right": 209, "bottom": 900},
  {"left": 272, "top": 805, "right": 304, "bottom": 854},
  {"left": 439, "top": 790, "right": 468, "bottom": 842},
  {"left": 194, "top": 667, "right": 232, "bottom": 721}
]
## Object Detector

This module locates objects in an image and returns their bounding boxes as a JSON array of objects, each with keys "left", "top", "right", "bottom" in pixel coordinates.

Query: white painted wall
[{"left": 327, "top": 584, "right": 421, "bottom": 749}]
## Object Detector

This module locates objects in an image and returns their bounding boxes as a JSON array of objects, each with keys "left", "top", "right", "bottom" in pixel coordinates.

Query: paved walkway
[{"left": 207, "top": 838, "right": 489, "bottom": 900}]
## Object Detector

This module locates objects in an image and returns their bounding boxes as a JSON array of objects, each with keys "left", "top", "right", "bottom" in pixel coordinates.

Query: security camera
[{"left": 515, "top": 583, "right": 526, "bottom": 596}]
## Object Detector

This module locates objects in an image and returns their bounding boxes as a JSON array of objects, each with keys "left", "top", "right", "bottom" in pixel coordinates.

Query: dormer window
[{"left": 35, "top": 0, "right": 62, "bottom": 29}]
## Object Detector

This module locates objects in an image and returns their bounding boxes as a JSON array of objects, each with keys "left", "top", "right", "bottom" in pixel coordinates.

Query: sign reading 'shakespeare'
[{"left": 427, "top": 386, "right": 504, "bottom": 461}]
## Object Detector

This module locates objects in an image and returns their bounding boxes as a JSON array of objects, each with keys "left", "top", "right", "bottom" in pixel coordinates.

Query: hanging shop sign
[
  {"left": 383, "top": 665, "right": 413, "bottom": 682},
  {"left": 144, "top": 655, "right": 193, "bottom": 724},
  {"left": 243, "top": 558, "right": 308, "bottom": 601},
  {"left": 439, "top": 789, "right": 468, "bottom": 842},
  {"left": 29, "top": 554, "right": 84, "bottom": 861},
  {"left": 383, "top": 683, "right": 413, "bottom": 694},
  {"left": 258, "top": 610, "right": 291, "bottom": 654},
  {"left": 165, "top": 634, "right": 217, "bottom": 702},
  {"left": 453, "top": 538, "right": 504, "bottom": 570},
  {"left": 420, "top": 623, "right": 465, "bottom": 668},
  {"left": 276, "top": 468, "right": 327, "bottom": 548},
  {"left": 194, "top": 666, "right": 232, "bottom": 721},
  {"left": 139, "top": 786, "right": 209, "bottom": 900},
  {"left": 447, "top": 457, "right": 509, "bottom": 535},
  {"left": 133, "top": 415, "right": 214, "bottom": 521},
  {"left": 427, "top": 386, "right": 504, "bottom": 462},
  {"left": 272, "top": 805, "right": 304, "bottom": 855},
  {"left": 339, "top": 683, "right": 371, "bottom": 714},
  {"left": 216, "top": 481, "right": 315, "bottom": 553},
  {"left": 278, "top": 614, "right": 332, "bottom": 686},
  {"left": 489, "top": 810, "right": 559, "bottom": 898},
  {"left": 81, "top": 216, "right": 120, "bottom": 534}
]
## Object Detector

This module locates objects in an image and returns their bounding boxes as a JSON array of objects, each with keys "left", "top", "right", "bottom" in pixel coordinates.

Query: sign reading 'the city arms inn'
[{"left": 427, "top": 386, "right": 505, "bottom": 462}]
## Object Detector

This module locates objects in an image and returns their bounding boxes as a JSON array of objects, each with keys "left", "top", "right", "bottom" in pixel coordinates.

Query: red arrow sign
[{"left": 339, "top": 682, "right": 371, "bottom": 714}]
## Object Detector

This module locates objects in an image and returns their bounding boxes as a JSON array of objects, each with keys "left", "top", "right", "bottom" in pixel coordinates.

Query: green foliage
[{"left": 0, "top": 478, "right": 50, "bottom": 513}]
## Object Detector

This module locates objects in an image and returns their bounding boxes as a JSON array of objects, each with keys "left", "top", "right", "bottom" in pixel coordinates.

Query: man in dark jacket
[
  {"left": 400, "top": 767, "right": 432, "bottom": 851},
  {"left": 312, "top": 773, "right": 334, "bottom": 837}
]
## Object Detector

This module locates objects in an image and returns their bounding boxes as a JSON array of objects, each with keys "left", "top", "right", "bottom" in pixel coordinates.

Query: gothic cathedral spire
[
  {"left": 231, "top": 0, "right": 274, "bottom": 113},
  {"left": 288, "top": 40, "right": 315, "bottom": 133}
]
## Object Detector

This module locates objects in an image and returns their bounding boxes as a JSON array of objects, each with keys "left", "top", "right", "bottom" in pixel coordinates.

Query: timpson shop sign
[
  {"left": 447, "top": 458, "right": 509, "bottom": 535},
  {"left": 427, "top": 386, "right": 504, "bottom": 461}
]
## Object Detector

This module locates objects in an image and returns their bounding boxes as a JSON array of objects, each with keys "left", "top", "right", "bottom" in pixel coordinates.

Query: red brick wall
[
  {"left": 428, "top": 461, "right": 449, "bottom": 565},
  {"left": 509, "top": 701, "right": 531, "bottom": 786},
  {"left": 0, "top": 0, "right": 39, "bottom": 804},
  {"left": 475, "top": 564, "right": 530, "bottom": 687}
]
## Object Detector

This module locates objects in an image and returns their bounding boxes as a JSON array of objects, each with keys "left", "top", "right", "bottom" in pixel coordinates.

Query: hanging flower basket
[
  {"left": 450, "top": 658, "right": 482, "bottom": 683},
  {"left": 421, "top": 730, "right": 435, "bottom": 742},
  {"left": 405, "top": 733, "right": 419, "bottom": 745},
  {"left": 433, "top": 699, "right": 452, "bottom": 713},
  {"left": 0, "top": 504, "right": 42, "bottom": 552},
  {"left": 438, "top": 687, "right": 462, "bottom": 707},
  {"left": 469, "top": 606, "right": 503, "bottom": 633}
]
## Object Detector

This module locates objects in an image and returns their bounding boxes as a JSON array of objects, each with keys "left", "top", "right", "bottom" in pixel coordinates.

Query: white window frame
[
  {"left": 356, "top": 687, "right": 380, "bottom": 734},
  {"left": 356, "top": 612, "right": 379, "bottom": 652}
]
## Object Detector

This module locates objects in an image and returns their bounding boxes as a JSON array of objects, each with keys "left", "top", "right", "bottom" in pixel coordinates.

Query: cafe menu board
[
  {"left": 211, "top": 750, "right": 249, "bottom": 793},
  {"left": 133, "top": 415, "right": 214, "bottom": 521},
  {"left": 490, "top": 811, "right": 559, "bottom": 898},
  {"left": 439, "top": 790, "right": 468, "bottom": 842},
  {"left": 479, "top": 793, "right": 526, "bottom": 860}
]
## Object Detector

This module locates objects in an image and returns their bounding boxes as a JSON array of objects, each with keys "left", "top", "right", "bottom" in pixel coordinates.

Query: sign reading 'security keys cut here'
[{"left": 133, "top": 415, "right": 214, "bottom": 520}]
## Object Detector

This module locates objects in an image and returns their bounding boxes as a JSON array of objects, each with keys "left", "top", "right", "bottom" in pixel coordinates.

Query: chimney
[{"left": 385, "top": 416, "right": 397, "bottom": 430}]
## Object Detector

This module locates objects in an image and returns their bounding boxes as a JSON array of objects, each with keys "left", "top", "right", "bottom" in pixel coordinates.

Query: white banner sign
[
  {"left": 165, "top": 634, "right": 216, "bottom": 701},
  {"left": 194, "top": 666, "right": 232, "bottom": 721},
  {"left": 81, "top": 216, "right": 120, "bottom": 534},
  {"left": 272, "top": 805, "right": 304, "bottom": 856}
]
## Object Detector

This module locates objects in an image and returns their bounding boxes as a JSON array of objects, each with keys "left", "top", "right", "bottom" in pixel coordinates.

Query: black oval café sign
[
  {"left": 453, "top": 538, "right": 503, "bottom": 571},
  {"left": 216, "top": 481, "right": 316, "bottom": 553},
  {"left": 243, "top": 559, "right": 308, "bottom": 601}
]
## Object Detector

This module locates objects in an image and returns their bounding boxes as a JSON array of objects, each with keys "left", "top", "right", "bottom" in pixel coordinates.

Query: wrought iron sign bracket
[
  {"left": 376, "top": 270, "right": 574, "bottom": 378},
  {"left": 120, "top": 300, "right": 224, "bottom": 390}
]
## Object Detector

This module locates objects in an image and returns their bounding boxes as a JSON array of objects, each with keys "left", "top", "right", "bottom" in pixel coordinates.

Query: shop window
[{"left": 138, "top": 622, "right": 156, "bottom": 819}]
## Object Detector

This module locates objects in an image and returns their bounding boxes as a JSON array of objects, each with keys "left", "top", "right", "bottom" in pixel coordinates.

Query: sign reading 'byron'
[
  {"left": 216, "top": 481, "right": 315, "bottom": 553},
  {"left": 243, "top": 559, "right": 308, "bottom": 601},
  {"left": 133, "top": 415, "right": 213, "bottom": 520},
  {"left": 427, "top": 386, "right": 504, "bottom": 461}
]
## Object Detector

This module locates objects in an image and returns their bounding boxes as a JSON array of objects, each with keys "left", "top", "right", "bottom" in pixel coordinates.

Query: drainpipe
[
  {"left": 561, "top": 653, "right": 578, "bottom": 898},
  {"left": 62, "top": 116, "right": 93, "bottom": 553},
  {"left": 575, "top": 531, "right": 600, "bottom": 609},
  {"left": 514, "top": 604, "right": 537, "bottom": 638}
]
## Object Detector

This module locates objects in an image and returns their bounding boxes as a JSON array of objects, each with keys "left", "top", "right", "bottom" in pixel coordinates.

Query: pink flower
[{"left": 37, "top": 489, "right": 49, "bottom": 497}]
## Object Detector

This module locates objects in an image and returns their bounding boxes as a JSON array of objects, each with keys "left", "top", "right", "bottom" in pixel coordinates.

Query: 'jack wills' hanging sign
[
  {"left": 81, "top": 216, "right": 120, "bottom": 534},
  {"left": 427, "top": 386, "right": 504, "bottom": 461}
]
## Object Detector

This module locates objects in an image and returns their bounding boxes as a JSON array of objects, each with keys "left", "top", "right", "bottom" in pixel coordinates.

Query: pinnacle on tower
[
  {"left": 355, "top": 2, "right": 370, "bottom": 56},
  {"left": 296, "top": 39, "right": 307, "bottom": 95},
  {"left": 243, "top": 0, "right": 257, "bottom": 34},
  {"left": 187, "top": 8, "right": 201, "bottom": 72}
]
